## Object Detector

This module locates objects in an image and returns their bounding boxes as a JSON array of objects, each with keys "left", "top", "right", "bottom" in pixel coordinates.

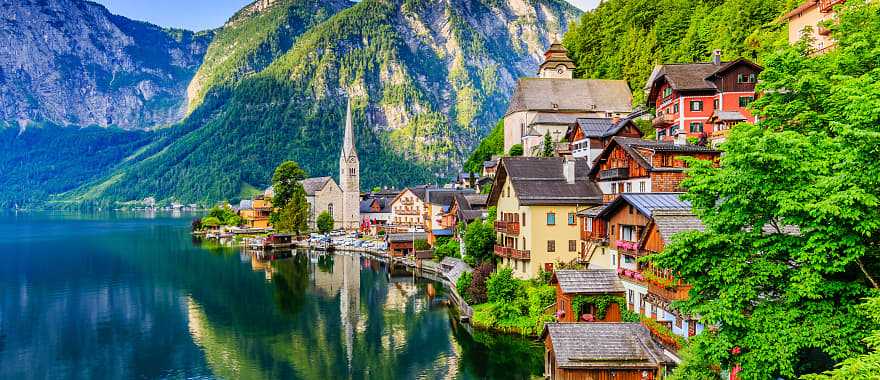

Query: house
[
  {"left": 301, "top": 176, "right": 345, "bottom": 230},
  {"left": 388, "top": 186, "right": 430, "bottom": 231},
  {"left": 781, "top": 0, "right": 845, "bottom": 54},
  {"left": 238, "top": 195, "right": 272, "bottom": 228},
  {"left": 645, "top": 52, "right": 762, "bottom": 145},
  {"left": 359, "top": 196, "right": 393, "bottom": 235},
  {"left": 563, "top": 110, "right": 645, "bottom": 164},
  {"left": 594, "top": 193, "right": 706, "bottom": 341},
  {"left": 482, "top": 159, "right": 499, "bottom": 177},
  {"left": 424, "top": 188, "right": 475, "bottom": 245},
  {"left": 577, "top": 204, "right": 615, "bottom": 270},
  {"left": 588, "top": 137, "right": 720, "bottom": 202},
  {"left": 551, "top": 269, "right": 626, "bottom": 323},
  {"left": 504, "top": 42, "right": 633, "bottom": 156},
  {"left": 487, "top": 157, "right": 604, "bottom": 279},
  {"left": 387, "top": 232, "right": 428, "bottom": 257},
  {"left": 542, "top": 323, "right": 672, "bottom": 380},
  {"left": 442, "top": 193, "right": 489, "bottom": 233}
]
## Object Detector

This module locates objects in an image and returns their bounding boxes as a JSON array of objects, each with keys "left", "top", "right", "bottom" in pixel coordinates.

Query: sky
[{"left": 94, "top": 0, "right": 600, "bottom": 31}]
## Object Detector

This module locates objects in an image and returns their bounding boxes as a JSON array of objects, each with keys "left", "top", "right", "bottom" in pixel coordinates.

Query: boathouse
[{"left": 551, "top": 269, "right": 626, "bottom": 323}]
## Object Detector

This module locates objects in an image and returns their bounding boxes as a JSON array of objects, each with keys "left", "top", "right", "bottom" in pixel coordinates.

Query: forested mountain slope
[{"left": 71, "top": 0, "right": 581, "bottom": 205}]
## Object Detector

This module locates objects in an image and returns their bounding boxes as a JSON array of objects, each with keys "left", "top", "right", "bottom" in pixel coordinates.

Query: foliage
[
  {"left": 270, "top": 161, "right": 307, "bottom": 210},
  {"left": 527, "top": 284, "right": 556, "bottom": 316},
  {"left": 507, "top": 144, "right": 523, "bottom": 157},
  {"left": 467, "top": 262, "right": 494, "bottom": 305},
  {"left": 486, "top": 267, "right": 521, "bottom": 303},
  {"left": 541, "top": 132, "right": 553, "bottom": 157},
  {"left": 535, "top": 269, "right": 553, "bottom": 285},
  {"left": 641, "top": 316, "right": 687, "bottom": 349},
  {"left": 803, "top": 296, "right": 880, "bottom": 379},
  {"left": 456, "top": 271, "right": 473, "bottom": 303},
  {"left": 273, "top": 193, "right": 309, "bottom": 235},
  {"left": 316, "top": 211, "right": 334, "bottom": 234},
  {"left": 463, "top": 120, "right": 503, "bottom": 173},
  {"left": 653, "top": 2, "right": 880, "bottom": 378},
  {"left": 563, "top": 0, "right": 789, "bottom": 104},
  {"left": 208, "top": 204, "right": 242, "bottom": 226},
  {"left": 413, "top": 239, "right": 430, "bottom": 251},
  {"left": 570, "top": 295, "right": 625, "bottom": 320},
  {"left": 621, "top": 308, "right": 641, "bottom": 323},
  {"left": 433, "top": 237, "right": 461, "bottom": 261},
  {"left": 472, "top": 280, "right": 556, "bottom": 336},
  {"left": 464, "top": 206, "right": 496, "bottom": 264},
  {"left": 201, "top": 216, "right": 221, "bottom": 227}
]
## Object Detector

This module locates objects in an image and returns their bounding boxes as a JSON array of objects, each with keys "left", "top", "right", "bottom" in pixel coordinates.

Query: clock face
[
  {"left": 348, "top": 156, "right": 357, "bottom": 163},
  {"left": 556, "top": 67, "right": 565, "bottom": 74}
]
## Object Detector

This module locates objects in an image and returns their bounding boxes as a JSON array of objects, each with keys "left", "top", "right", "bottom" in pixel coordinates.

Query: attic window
[
  {"left": 663, "top": 87, "right": 673, "bottom": 97},
  {"left": 552, "top": 103, "right": 559, "bottom": 110}
]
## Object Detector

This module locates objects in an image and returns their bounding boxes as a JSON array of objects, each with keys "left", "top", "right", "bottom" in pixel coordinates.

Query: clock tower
[
  {"left": 339, "top": 99, "right": 361, "bottom": 231},
  {"left": 538, "top": 40, "right": 576, "bottom": 79}
]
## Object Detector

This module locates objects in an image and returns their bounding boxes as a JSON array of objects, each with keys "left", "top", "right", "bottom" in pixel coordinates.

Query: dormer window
[{"left": 663, "top": 87, "right": 673, "bottom": 97}]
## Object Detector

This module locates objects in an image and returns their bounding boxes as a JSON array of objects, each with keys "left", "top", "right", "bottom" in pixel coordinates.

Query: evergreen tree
[{"left": 541, "top": 132, "right": 553, "bottom": 157}]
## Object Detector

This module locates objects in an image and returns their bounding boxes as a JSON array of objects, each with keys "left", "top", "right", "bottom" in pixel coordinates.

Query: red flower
[{"left": 731, "top": 346, "right": 741, "bottom": 355}]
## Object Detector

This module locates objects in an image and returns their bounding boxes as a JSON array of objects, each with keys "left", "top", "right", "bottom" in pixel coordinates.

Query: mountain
[
  {"left": 0, "top": 0, "right": 211, "bottom": 130},
  {"left": 68, "top": 0, "right": 582, "bottom": 205}
]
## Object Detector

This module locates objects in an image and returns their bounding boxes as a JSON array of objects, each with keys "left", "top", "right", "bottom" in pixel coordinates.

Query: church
[{"left": 298, "top": 100, "right": 361, "bottom": 231}]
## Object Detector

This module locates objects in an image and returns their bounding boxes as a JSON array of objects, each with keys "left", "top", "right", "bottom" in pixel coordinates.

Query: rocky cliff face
[{"left": 0, "top": 0, "right": 211, "bottom": 130}]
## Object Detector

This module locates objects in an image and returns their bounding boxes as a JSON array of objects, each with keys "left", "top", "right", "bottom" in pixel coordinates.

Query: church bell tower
[{"left": 339, "top": 99, "right": 361, "bottom": 230}]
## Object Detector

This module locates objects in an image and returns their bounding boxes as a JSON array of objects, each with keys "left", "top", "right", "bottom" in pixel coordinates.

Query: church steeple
[
  {"left": 341, "top": 99, "right": 357, "bottom": 160},
  {"left": 338, "top": 98, "right": 360, "bottom": 230}
]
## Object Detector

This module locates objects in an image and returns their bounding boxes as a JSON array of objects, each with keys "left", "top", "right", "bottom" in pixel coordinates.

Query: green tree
[
  {"left": 271, "top": 161, "right": 307, "bottom": 209},
  {"left": 507, "top": 144, "right": 523, "bottom": 157},
  {"left": 464, "top": 207, "right": 496, "bottom": 265},
  {"left": 651, "top": 3, "right": 880, "bottom": 378},
  {"left": 541, "top": 132, "right": 553, "bottom": 157},
  {"left": 201, "top": 216, "right": 221, "bottom": 227},
  {"left": 316, "top": 211, "right": 334, "bottom": 234},
  {"left": 274, "top": 196, "right": 309, "bottom": 235},
  {"left": 463, "top": 120, "right": 504, "bottom": 172},
  {"left": 433, "top": 237, "right": 461, "bottom": 261},
  {"left": 804, "top": 296, "right": 880, "bottom": 379},
  {"left": 486, "top": 267, "right": 521, "bottom": 303}
]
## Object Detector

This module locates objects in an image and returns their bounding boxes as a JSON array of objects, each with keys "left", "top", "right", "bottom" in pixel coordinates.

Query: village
[{"left": 190, "top": 5, "right": 846, "bottom": 380}]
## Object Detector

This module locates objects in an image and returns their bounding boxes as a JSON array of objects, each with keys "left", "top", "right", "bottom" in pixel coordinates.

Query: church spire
[{"left": 342, "top": 99, "right": 356, "bottom": 158}]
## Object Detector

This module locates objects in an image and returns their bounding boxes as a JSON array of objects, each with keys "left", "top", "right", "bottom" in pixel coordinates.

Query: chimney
[
  {"left": 713, "top": 49, "right": 722, "bottom": 66},
  {"left": 563, "top": 157, "right": 576, "bottom": 184}
]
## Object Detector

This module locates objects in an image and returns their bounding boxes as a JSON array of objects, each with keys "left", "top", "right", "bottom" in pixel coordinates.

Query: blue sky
[{"left": 94, "top": 0, "right": 600, "bottom": 31}]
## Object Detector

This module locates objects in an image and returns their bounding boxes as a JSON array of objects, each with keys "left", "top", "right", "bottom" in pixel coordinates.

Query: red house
[{"left": 645, "top": 51, "right": 762, "bottom": 145}]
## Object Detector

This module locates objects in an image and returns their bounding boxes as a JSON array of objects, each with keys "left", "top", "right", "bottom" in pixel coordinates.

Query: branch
[{"left": 857, "top": 257, "right": 879, "bottom": 289}]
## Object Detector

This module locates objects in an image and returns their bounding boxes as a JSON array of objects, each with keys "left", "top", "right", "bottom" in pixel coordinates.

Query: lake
[{"left": 0, "top": 212, "right": 543, "bottom": 379}]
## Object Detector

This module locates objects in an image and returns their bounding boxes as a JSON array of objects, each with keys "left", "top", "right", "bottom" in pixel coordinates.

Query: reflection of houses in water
[{"left": 310, "top": 253, "right": 362, "bottom": 370}]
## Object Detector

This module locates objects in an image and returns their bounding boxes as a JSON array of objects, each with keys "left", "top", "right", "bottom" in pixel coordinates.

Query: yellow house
[
  {"left": 781, "top": 0, "right": 845, "bottom": 54},
  {"left": 487, "top": 157, "right": 604, "bottom": 279},
  {"left": 239, "top": 196, "right": 272, "bottom": 228}
]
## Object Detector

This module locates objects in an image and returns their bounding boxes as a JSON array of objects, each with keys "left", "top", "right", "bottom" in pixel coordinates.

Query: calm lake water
[{"left": 0, "top": 212, "right": 542, "bottom": 379}]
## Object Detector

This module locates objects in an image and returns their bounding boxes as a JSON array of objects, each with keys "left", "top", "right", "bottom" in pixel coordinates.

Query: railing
[
  {"left": 615, "top": 239, "right": 645, "bottom": 256},
  {"left": 580, "top": 230, "right": 607, "bottom": 241},
  {"left": 649, "top": 282, "right": 691, "bottom": 302},
  {"left": 599, "top": 167, "right": 629, "bottom": 181},
  {"left": 493, "top": 245, "right": 531, "bottom": 260},
  {"left": 652, "top": 113, "right": 675, "bottom": 127},
  {"left": 617, "top": 268, "right": 648, "bottom": 286},
  {"left": 819, "top": 0, "right": 844, "bottom": 12},
  {"left": 494, "top": 220, "right": 520, "bottom": 235}
]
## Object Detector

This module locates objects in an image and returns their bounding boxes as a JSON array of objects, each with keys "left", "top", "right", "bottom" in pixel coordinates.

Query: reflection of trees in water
[
  {"left": 271, "top": 253, "right": 310, "bottom": 317},
  {"left": 317, "top": 253, "right": 334, "bottom": 273},
  {"left": 451, "top": 324, "right": 544, "bottom": 379}
]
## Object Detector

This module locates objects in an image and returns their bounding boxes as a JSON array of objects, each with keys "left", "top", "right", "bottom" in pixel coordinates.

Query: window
[
  {"left": 618, "top": 183, "right": 625, "bottom": 193},
  {"left": 689, "top": 122, "right": 704, "bottom": 133},
  {"left": 586, "top": 218, "right": 593, "bottom": 232},
  {"left": 713, "top": 99, "right": 719, "bottom": 110},
  {"left": 640, "top": 181, "right": 646, "bottom": 192},
  {"left": 567, "top": 212, "right": 575, "bottom": 225},
  {"left": 349, "top": 168, "right": 356, "bottom": 176},
  {"left": 547, "top": 240, "right": 556, "bottom": 252},
  {"left": 673, "top": 103, "right": 679, "bottom": 113},
  {"left": 612, "top": 253, "right": 616, "bottom": 266},
  {"left": 675, "top": 316, "right": 683, "bottom": 329},
  {"left": 620, "top": 225, "right": 637, "bottom": 242},
  {"left": 610, "top": 183, "right": 617, "bottom": 194},
  {"left": 657, "top": 130, "right": 666, "bottom": 140},
  {"left": 521, "top": 212, "right": 526, "bottom": 226},
  {"left": 690, "top": 100, "right": 703, "bottom": 111},
  {"left": 663, "top": 87, "right": 673, "bottom": 97},
  {"left": 569, "top": 240, "right": 576, "bottom": 252},
  {"left": 628, "top": 290, "right": 634, "bottom": 306},
  {"left": 739, "top": 96, "right": 754, "bottom": 107},
  {"left": 523, "top": 237, "right": 526, "bottom": 249},
  {"left": 626, "top": 183, "right": 632, "bottom": 193},
  {"left": 328, "top": 203, "right": 334, "bottom": 218},
  {"left": 661, "top": 155, "right": 674, "bottom": 167},
  {"left": 737, "top": 73, "right": 756, "bottom": 83},
  {"left": 737, "top": 73, "right": 745, "bottom": 83},
  {"left": 546, "top": 212, "right": 556, "bottom": 225},
  {"left": 628, "top": 205, "right": 633, "bottom": 214},
  {"left": 749, "top": 73, "right": 756, "bottom": 83}
]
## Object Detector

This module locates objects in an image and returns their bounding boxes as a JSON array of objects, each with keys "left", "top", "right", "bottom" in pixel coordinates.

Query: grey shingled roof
[
  {"left": 554, "top": 270, "right": 625, "bottom": 294},
  {"left": 506, "top": 78, "right": 633, "bottom": 116},
  {"left": 387, "top": 232, "right": 428, "bottom": 243},
  {"left": 711, "top": 110, "right": 747, "bottom": 121},
  {"left": 651, "top": 209, "right": 705, "bottom": 242},
  {"left": 426, "top": 188, "right": 474, "bottom": 207},
  {"left": 490, "top": 157, "right": 604, "bottom": 206},
  {"left": 543, "top": 323, "right": 669, "bottom": 369},
  {"left": 598, "top": 193, "right": 692, "bottom": 219},
  {"left": 301, "top": 177, "right": 333, "bottom": 196},
  {"left": 578, "top": 204, "right": 607, "bottom": 217},
  {"left": 650, "top": 63, "right": 721, "bottom": 91},
  {"left": 530, "top": 113, "right": 583, "bottom": 126},
  {"left": 440, "top": 257, "right": 473, "bottom": 285}
]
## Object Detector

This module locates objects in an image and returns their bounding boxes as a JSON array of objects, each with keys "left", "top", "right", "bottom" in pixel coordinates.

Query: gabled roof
[
  {"left": 572, "top": 108, "right": 647, "bottom": 140},
  {"left": 300, "top": 177, "right": 335, "bottom": 196},
  {"left": 387, "top": 232, "right": 428, "bottom": 243},
  {"left": 506, "top": 78, "right": 633, "bottom": 116},
  {"left": 390, "top": 186, "right": 433, "bottom": 206},
  {"left": 488, "top": 157, "right": 604, "bottom": 206},
  {"left": 552, "top": 270, "right": 625, "bottom": 294},
  {"left": 597, "top": 193, "right": 692, "bottom": 219},
  {"left": 542, "top": 323, "right": 670, "bottom": 369},
  {"left": 708, "top": 110, "right": 747, "bottom": 123},
  {"left": 645, "top": 59, "right": 763, "bottom": 103},
  {"left": 589, "top": 137, "right": 719, "bottom": 177},
  {"left": 650, "top": 209, "right": 705, "bottom": 242},
  {"left": 425, "top": 188, "right": 474, "bottom": 207},
  {"left": 578, "top": 204, "right": 607, "bottom": 218}
]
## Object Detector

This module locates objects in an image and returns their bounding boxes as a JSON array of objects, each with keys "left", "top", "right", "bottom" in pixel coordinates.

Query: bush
[
  {"left": 377, "top": 230, "right": 386, "bottom": 236},
  {"left": 535, "top": 269, "right": 553, "bottom": 285},
  {"left": 468, "top": 262, "right": 494, "bottom": 304},
  {"left": 508, "top": 144, "right": 523, "bottom": 157},
  {"left": 316, "top": 211, "right": 334, "bottom": 234},
  {"left": 487, "top": 267, "right": 521, "bottom": 303},
  {"left": 527, "top": 285, "right": 556, "bottom": 316},
  {"left": 434, "top": 238, "right": 461, "bottom": 261},
  {"left": 201, "top": 216, "right": 221, "bottom": 227},
  {"left": 456, "top": 271, "right": 473, "bottom": 303},
  {"left": 414, "top": 239, "right": 430, "bottom": 251}
]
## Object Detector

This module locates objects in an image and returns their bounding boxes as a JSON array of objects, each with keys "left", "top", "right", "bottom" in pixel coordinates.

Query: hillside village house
[
  {"left": 359, "top": 196, "right": 393, "bottom": 234},
  {"left": 388, "top": 187, "right": 430, "bottom": 231},
  {"left": 504, "top": 42, "right": 633, "bottom": 156},
  {"left": 424, "top": 188, "right": 475, "bottom": 245},
  {"left": 577, "top": 204, "right": 615, "bottom": 269},
  {"left": 238, "top": 194, "right": 272, "bottom": 228},
  {"left": 551, "top": 269, "right": 626, "bottom": 323},
  {"left": 645, "top": 52, "right": 762, "bottom": 145},
  {"left": 488, "top": 157, "right": 603, "bottom": 279},
  {"left": 563, "top": 111, "right": 644, "bottom": 164},
  {"left": 595, "top": 193, "right": 706, "bottom": 342},
  {"left": 542, "top": 323, "right": 672, "bottom": 380},
  {"left": 441, "top": 193, "right": 488, "bottom": 236},
  {"left": 781, "top": 0, "right": 845, "bottom": 54},
  {"left": 588, "top": 137, "right": 720, "bottom": 202}
]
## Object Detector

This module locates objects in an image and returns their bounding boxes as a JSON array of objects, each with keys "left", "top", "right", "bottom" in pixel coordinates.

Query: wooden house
[
  {"left": 564, "top": 112, "right": 644, "bottom": 165},
  {"left": 239, "top": 196, "right": 272, "bottom": 228},
  {"left": 386, "top": 232, "right": 428, "bottom": 257},
  {"left": 551, "top": 269, "right": 626, "bottom": 323},
  {"left": 542, "top": 323, "right": 672, "bottom": 380}
]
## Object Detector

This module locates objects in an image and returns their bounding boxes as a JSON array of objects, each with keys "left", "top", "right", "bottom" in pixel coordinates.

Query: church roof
[
  {"left": 341, "top": 99, "right": 358, "bottom": 160},
  {"left": 540, "top": 41, "right": 577, "bottom": 71},
  {"left": 301, "top": 177, "right": 334, "bottom": 196},
  {"left": 505, "top": 78, "right": 633, "bottom": 116}
]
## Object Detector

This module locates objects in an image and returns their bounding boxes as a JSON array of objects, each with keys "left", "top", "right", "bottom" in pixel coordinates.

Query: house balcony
[
  {"left": 494, "top": 220, "right": 520, "bottom": 235},
  {"left": 617, "top": 268, "right": 649, "bottom": 287},
  {"left": 614, "top": 239, "right": 645, "bottom": 257},
  {"left": 648, "top": 282, "right": 692, "bottom": 302},
  {"left": 819, "top": 0, "right": 844, "bottom": 12},
  {"left": 652, "top": 113, "right": 675, "bottom": 127},
  {"left": 493, "top": 245, "right": 531, "bottom": 261},
  {"left": 580, "top": 230, "right": 607, "bottom": 242},
  {"left": 599, "top": 167, "right": 629, "bottom": 181}
]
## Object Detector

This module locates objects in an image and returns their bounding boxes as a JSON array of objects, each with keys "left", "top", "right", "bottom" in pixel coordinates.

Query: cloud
[{"left": 566, "top": 0, "right": 600, "bottom": 11}]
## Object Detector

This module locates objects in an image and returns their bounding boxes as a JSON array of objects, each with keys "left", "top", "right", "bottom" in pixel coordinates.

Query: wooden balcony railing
[
  {"left": 652, "top": 113, "right": 675, "bottom": 127},
  {"left": 580, "top": 230, "right": 607, "bottom": 242},
  {"left": 819, "top": 0, "right": 844, "bottom": 12},
  {"left": 648, "top": 282, "right": 691, "bottom": 302},
  {"left": 494, "top": 220, "right": 520, "bottom": 235},
  {"left": 493, "top": 245, "right": 531, "bottom": 260},
  {"left": 614, "top": 239, "right": 646, "bottom": 256},
  {"left": 599, "top": 167, "right": 629, "bottom": 181}
]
